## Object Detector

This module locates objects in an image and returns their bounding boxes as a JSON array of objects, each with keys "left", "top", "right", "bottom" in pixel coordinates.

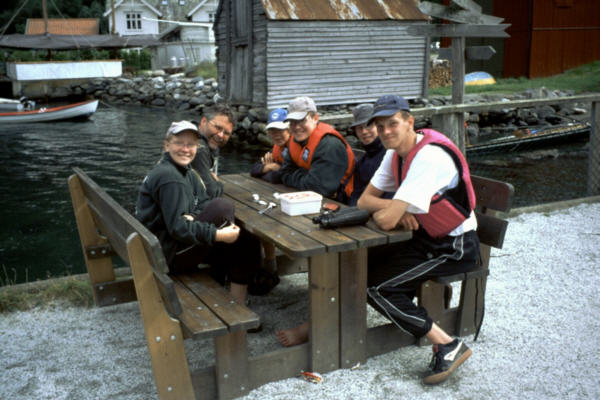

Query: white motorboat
[{"left": 0, "top": 99, "right": 98, "bottom": 123}]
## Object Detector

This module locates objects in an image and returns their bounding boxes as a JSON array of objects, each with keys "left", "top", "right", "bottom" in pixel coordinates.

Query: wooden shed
[{"left": 214, "top": 0, "right": 429, "bottom": 108}]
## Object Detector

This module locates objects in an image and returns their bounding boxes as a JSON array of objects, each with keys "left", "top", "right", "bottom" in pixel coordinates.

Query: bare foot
[{"left": 275, "top": 321, "right": 309, "bottom": 347}]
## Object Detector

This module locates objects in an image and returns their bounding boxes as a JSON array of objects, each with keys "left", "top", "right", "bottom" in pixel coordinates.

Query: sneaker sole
[{"left": 423, "top": 347, "right": 472, "bottom": 385}]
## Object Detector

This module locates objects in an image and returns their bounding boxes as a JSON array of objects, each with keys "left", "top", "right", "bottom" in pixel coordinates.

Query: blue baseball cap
[
  {"left": 266, "top": 108, "right": 289, "bottom": 130},
  {"left": 367, "top": 95, "right": 410, "bottom": 125}
]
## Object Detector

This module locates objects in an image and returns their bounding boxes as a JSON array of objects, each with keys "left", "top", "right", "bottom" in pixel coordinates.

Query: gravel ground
[{"left": 1, "top": 202, "right": 599, "bottom": 400}]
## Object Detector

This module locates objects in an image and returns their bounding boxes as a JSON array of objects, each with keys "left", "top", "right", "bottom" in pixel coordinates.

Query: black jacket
[
  {"left": 349, "top": 137, "right": 394, "bottom": 206},
  {"left": 136, "top": 153, "right": 217, "bottom": 266},
  {"left": 191, "top": 134, "right": 223, "bottom": 197},
  {"left": 279, "top": 134, "right": 348, "bottom": 198}
]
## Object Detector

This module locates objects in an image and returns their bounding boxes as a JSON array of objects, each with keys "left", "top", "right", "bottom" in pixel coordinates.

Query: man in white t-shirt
[{"left": 357, "top": 95, "right": 480, "bottom": 385}]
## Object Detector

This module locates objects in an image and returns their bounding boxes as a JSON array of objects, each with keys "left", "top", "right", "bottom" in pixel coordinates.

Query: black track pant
[
  {"left": 171, "top": 198, "right": 261, "bottom": 285},
  {"left": 367, "top": 229, "right": 479, "bottom": 338}
]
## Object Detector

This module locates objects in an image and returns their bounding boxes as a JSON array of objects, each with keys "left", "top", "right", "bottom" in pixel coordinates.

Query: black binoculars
[{"left": 312, "top": 207, "right": 370, "bottom": 229}]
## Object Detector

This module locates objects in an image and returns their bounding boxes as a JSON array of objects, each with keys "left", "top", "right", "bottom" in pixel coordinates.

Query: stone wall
[{"left": 62, "top": 72, "right": 591, "bottom": 150}]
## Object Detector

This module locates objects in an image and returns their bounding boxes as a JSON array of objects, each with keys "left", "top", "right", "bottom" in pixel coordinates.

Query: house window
[
  {"left": 126, "top": 13, "right": 142, "bottom": 30},
  {"left": 208, "top": 13, "right": 215, "bottom": 22}
]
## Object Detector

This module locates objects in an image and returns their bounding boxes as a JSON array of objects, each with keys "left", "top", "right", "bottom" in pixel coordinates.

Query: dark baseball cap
[
  {"left": 351, "top": 103, "right": 374, "bottom": 127},
  {"left": 367, "top": 95, "right": 410, "bottom": 125}
]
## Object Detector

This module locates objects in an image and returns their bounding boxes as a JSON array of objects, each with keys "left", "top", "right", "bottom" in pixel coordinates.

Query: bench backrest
[
  {"left": 471, "top": 175, "right": 514, "bottom": 267},
  {"left": 69, "top": 167, "right": 183, "bottom": 315}
]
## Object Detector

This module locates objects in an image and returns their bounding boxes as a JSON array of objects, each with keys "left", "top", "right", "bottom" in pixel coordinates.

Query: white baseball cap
[
  {"left": 285, "top": 96, "right": 317, "bottom": 121},
  {"left": 165, "top": 120, "right": 200, "bottom": 138}
]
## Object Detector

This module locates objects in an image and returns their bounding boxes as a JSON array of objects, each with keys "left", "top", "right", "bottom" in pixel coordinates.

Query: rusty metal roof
[{"left": 261, "top": 0, "right": 427, "bottom": 20}]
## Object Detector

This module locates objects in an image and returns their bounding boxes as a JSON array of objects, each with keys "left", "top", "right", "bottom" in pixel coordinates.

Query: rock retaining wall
[{"left": 64, "top": 72, "right": 591, "bottom": 150}]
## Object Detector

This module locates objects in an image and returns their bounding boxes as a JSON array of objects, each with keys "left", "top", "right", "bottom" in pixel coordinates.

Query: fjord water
[
  {"left": 0, "top": 105, "right": 261, "bottom": 284},
  {"left": 0, "top": 105, "right": 589, "bottom": 284}
]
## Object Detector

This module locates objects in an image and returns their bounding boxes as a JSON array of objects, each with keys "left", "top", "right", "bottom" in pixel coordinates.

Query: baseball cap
[
  {"left": 265, "top": 108, "right": 289, "bottom": 130},
  {"left": 286, "top": 96, "right": 317, "bottom": 121},
  {"left": 367, "top": 95, "right": 410, "bottom": 125},
  {"left": 351, "top": 103, "right": 374, "bottom": 127},
  {"left": 165, "top": 120, "right": 200, "bottom": 138}
]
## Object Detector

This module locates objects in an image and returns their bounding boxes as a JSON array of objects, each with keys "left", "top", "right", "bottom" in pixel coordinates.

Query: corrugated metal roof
[
  {"left": 26, "top": 19, "right": 99, "bottom": 35},
  {"left": 261, "top": 0, "right": 427, "bottom": 20}
]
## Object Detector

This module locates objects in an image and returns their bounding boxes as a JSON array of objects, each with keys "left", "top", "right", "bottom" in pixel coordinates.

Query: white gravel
[{"left": 1, "top": 202, "right": 599, "bottom": 399}]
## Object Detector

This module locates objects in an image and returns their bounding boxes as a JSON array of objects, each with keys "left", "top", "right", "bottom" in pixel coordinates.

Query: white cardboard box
[{"left": 279, "top": 191, "right": 323, "bottom": 216}]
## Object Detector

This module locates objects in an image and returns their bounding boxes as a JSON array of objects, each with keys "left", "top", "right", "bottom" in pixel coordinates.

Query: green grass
[
  {"left": 0, "top": 266, "right": 94, "bottom": 313},
  {"left": 187, "top": 60, "right": 218, "bottom": 80},
  {"left": 429, "top": 60, "right": 600, "bottom": 96}
]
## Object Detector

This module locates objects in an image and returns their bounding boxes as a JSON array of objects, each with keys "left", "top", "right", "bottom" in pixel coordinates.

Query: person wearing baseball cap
[
  {"left": 136, "top": 120, "right": 262, "bottom": 306},
  {"left": 357, "top": 94, "right": 479, "bottom": 385},
  {"left": 278, "top": 96, "right": 356, "bottom": 201},
  {"left": 347, "top": 103, "right": 394, "bottom": 206},
  {"left": 250, "top": 108, "right": 291, "bottom": 184}
]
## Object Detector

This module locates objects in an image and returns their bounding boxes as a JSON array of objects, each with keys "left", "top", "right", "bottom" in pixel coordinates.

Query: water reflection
[{"left": 0, "top": 105, "right": 262, "bottom": 284}]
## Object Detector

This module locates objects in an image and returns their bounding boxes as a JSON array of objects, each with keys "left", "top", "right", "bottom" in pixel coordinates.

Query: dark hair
[{"left": 203, "top": 103, "right": 236, "bottom": 128}]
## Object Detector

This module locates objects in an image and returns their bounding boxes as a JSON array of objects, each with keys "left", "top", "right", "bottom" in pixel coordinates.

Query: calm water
[
  {"left": 0, "top": 105, "right": 262, "bottom": 284},
  {"left": 0, "top": 105, "right": 590, "bottom": 284}
]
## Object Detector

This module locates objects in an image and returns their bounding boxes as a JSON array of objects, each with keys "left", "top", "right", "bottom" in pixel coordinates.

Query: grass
[
  {"left": 429, "top": 60, "right": 600, "bottom": 96},
  {"left": 188, "top": 60, "right": 218, "bottom": 80},
  {"left": 0, "top": 265, "right": 94, "bottom": 313}
]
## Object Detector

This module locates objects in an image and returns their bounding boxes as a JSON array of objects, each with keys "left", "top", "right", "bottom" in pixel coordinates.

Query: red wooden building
[{"left": 441, "top": 0, "right": 600, "bottom": 78}]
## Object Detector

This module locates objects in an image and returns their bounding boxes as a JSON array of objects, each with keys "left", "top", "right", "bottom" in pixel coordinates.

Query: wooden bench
[
  {"left": 418, "top": 175, "right": 514, "bottom": 344},
  {"left": 68, "top": 167, "right": 260, "bottom": 400}
]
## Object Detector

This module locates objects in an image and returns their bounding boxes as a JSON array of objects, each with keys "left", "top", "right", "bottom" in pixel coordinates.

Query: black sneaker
[{"left": 423, "top": 339, "right": 472, "bottom": 385}]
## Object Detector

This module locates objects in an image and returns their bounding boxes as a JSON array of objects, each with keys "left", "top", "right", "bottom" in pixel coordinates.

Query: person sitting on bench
[
  {"left": 136, "top": 120, "right": 261, "bottom": 304},
  {"left": 357, "top": 95, "right": 480, "bottom": 385}
]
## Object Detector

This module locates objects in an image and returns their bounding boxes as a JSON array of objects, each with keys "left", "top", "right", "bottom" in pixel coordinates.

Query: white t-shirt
[{"left": 370, "top": 134, "right": 477, "bottom": 236}]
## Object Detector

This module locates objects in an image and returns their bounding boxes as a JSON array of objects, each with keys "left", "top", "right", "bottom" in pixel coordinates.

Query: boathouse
[{"left": 213, "top": 0, "right": 429, "bottom": 108}]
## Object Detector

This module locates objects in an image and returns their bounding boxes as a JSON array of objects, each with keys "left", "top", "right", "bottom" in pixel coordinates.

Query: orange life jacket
[
  {"left": 271, "top": 142, "right": 288, "bottom": 164},
  {"left": 288, "top": 122, "right": 355, "bottom": 199}
]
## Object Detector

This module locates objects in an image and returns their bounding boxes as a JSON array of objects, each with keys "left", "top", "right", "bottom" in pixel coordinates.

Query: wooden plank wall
[{"left": 264, "top": 20, "right": 428, "bottom": 108}]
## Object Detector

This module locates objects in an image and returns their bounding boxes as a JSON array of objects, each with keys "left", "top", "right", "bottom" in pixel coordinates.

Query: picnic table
[{"left": 220, "top": 173, "right": 413, "bottom": 379}]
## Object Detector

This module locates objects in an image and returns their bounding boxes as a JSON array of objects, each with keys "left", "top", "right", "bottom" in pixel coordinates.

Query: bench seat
[{"left": 70, "top": 167, "right": 260, "bottom": 399}]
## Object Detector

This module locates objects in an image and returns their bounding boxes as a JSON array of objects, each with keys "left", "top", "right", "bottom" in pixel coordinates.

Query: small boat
[
  {"left": 0, "top": 97, "right": 35, "bottom": 112},
  {"left": 466, "top": 122, "right": 591, "bottom": 156},
  {"left": 0, "top": 99, "right": 98, "bottom": 123}
]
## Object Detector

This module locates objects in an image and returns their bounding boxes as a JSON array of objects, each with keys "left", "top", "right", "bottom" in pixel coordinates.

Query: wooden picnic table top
[{"left": 220, "top": 173, "right": 411, "bottom": 257}]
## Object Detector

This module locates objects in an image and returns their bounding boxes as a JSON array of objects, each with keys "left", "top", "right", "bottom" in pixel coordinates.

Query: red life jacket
[
  {"left": 271, "top": 142, "right": 287, "bottom": 164},
  {"left": 288, "top": 122, "right": 355, "bottom": 198},
  {"left": 391, "top": 129, "right": 476, "bottom": 238}
]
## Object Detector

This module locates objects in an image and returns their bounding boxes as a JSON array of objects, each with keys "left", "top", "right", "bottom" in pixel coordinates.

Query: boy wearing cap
[
  {"left": 279, "top": 96, "right": 355, "bottom": 201},
  {"left": 357, "top": 95, "right": 479, "bottom": 384},
  {"left": 250, "top": 108, "right": 291, "bottom": 184},
  {"left": 348, "top": 103, "right": 394, "bottom": 206},
  {"left": 136, "top": 120, "right": 261, "bottom": 304}
]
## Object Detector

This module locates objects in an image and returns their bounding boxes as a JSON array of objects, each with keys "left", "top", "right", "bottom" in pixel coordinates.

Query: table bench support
[
  {"left": 215, "top": 331, "right": 251, "bottom": 399},
  {"left": 127, "top": 233, "right": 195, "bottom": 400},
  {"left": 69, "top": 175, "right": 117, "bottom": 303},
  {"left": 309, "top": 252, "right": 340, "bottom": 372},
  {"left": 339, "top": 248, "right": 368, "bottom": 368}
]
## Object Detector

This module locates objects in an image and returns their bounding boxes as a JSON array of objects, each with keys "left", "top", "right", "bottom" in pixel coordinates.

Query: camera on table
[{"left": 312, "top": 207, "right": 370, "bottom": 229}]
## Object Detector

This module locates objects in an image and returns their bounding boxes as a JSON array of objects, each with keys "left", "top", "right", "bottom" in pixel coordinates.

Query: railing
[{"left": 322, "top": 94, "right": 600, "bottom": 196}]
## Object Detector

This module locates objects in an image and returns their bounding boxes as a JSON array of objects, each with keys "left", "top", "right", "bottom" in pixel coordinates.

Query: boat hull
[
  {"left": 466, "top": 123, "right": 590, "bottom": 157},
  {"left": 0, "top": 100, "right": 98, "bottom": 123}
]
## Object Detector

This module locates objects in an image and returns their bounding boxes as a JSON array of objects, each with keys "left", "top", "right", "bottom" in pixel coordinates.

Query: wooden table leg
[
  {"left": 339, "top": 248, "right": 367, "bottom": 368},
  {"left": 308, "top": 252, "right": 339, "bottom": 373}
]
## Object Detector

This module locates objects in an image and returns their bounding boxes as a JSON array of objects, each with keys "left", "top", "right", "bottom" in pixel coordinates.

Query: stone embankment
[{"left": 66, "top": 71, "right": 591, "bottom": 150}]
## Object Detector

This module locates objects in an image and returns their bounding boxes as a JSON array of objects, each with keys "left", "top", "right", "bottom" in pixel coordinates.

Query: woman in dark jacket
[{"left": 136, "top": 120, "right": 260, "bottom": 303}]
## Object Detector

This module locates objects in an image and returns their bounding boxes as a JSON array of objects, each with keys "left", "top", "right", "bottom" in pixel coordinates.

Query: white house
[
  {"left": 104, "top": 0, "right": 218, "bottom": 70},
  {"left": 103, "top": 0, "right": 162, "bottom": 36}
]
